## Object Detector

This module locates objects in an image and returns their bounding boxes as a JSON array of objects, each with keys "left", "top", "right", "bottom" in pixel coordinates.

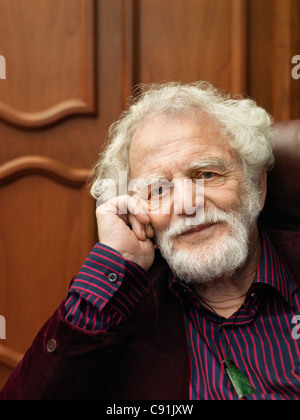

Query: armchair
[{"left": 260, "top": 120, "right": 300, "bottom": 227}]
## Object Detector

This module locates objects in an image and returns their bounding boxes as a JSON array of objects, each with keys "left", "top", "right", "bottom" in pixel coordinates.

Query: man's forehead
[
  {"left": 132, "top": 110, "right": 220, "bottom": 142},
  {"left": 132, "top": 112, "right": 218, "bottom": 143},
  {"left": 128, "top": 115, "right": 235, "bottom": 179}
]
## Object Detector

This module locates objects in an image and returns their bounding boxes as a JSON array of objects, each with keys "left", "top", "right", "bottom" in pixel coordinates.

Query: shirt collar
[{"left": 169, "top": 229, "right": 296, "bottom": 310}]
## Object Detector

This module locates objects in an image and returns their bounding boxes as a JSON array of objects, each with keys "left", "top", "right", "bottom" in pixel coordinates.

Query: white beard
[{"left": 156, "top": 183, "right": 262, "bottom": 285}]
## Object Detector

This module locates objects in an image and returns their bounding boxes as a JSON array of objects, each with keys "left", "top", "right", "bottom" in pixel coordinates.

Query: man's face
[{"left": 129, "top": 113, "right": 264, "bottom": 282}]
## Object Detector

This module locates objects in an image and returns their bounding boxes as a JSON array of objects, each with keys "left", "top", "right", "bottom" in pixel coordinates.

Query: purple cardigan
[{"left": 1, "top": 227, "right": 300, "bottom": 400}]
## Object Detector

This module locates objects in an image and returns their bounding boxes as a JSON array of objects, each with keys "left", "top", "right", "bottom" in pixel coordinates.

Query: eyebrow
[{"left": 187, "top": 157, "right": 228, "bottom": 172}]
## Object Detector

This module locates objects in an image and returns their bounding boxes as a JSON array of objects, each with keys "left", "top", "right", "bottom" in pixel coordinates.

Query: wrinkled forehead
[{"left": 128, "top": 113, "right": 237, "bottom": 180}]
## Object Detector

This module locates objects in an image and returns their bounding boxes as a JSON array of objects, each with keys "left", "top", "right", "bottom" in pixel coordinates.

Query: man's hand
[{"left": 96, "top": 195, "right": 155, "bottom": 271}]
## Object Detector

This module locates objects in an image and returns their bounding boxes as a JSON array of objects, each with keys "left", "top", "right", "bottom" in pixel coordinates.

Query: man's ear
[{"left": 259, "top": 169, "right": 267, "bottom": 211}]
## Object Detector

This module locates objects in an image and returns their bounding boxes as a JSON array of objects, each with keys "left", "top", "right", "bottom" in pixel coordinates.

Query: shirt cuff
[{"left": 65, "top": 243, "right": 151, "bottom": 331}]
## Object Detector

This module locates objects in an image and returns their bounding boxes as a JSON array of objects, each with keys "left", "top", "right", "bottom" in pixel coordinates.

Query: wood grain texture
[
  {"left": 248, "top": 0, "right": 300, "bottom": 120},
  {"left": 0, "top": 344, "right": 23, "bottom": 369},
  {"left": 230, "top": 0, "right": 248, "bottom": 95},
  {"left": 0, "top": 0, "right": 119, "bottom": 385},
  {"left": 0, "top": 99, "right": 95, "bottom": 128},
  {"left": 0, "top": 0, "right": 96, "bottom": 128},
  {"left": 137, "top": 0, "right": 233, "bottom": 91},
  {"left": 0, "top": 175, "right": 97, "bottom": 356},
  {"left": 121, "top": 0, "right": 138, "bottom": 107},
  {"left": 0, "top": 156, "right": 90, "bottom": 187}
]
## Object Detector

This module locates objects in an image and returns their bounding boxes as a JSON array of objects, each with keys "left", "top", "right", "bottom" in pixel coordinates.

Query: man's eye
[
  {"left": 154, "top": 186, "right": 164, "bottom": 195},
  {"left": 149, "top": 184, "right": 170, "bottom": 198},
  {"left": 201, "top": 172, "right": 215, "bottom": 179},
  {"left": 151, "top": 186, "right": 166, "bottom": 196}
]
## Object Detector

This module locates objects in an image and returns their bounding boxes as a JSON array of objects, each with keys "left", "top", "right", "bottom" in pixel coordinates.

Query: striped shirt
[{"left": 65, "top": 231, "right": 300, "bottom": 400}]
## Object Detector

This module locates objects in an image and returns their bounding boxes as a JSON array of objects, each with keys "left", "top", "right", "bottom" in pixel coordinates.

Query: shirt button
[
  {"left": 46, "top": 338, "right": 57, "bottom": 353},
  {"left": 108, "top": 272, "right": 118, "bottom": 283}
]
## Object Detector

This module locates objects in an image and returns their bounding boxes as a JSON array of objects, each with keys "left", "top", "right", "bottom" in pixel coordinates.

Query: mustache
[{"left": 160, "top": 208, "right": 236, "bottom": 239}]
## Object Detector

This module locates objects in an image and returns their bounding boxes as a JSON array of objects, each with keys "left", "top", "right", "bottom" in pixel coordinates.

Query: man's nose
[{"left": 173, "top": 179, "right": 204, "bottom": 216}]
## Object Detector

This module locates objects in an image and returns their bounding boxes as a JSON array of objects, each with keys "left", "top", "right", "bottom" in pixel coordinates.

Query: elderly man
[{"left": 1, "top": 82, "right": 300, "bottom": 400}]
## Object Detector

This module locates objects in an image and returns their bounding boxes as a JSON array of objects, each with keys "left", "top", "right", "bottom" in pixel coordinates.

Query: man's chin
[{"left": 158, "top": 229, "right": 249, "bottom": 285}]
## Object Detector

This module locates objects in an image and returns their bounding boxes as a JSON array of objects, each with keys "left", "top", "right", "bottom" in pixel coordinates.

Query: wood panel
[
  {"left": 248, "top": 0, "right": 273, "bottom": 114},
  {"left": 0, "top": 0, "right": 124, "bottom": 169},
  {"left": 0, "top": 172, "right": 96, "bottom": 350},
  {"left": 135, "top": 0, "right": 248, "bottom": 94},
  {"left": 272, "top": 0, "right": 298, "bottom": 121},
  {"left": 0, "top": 0, "right": 126, "bottom": 387},
  {"left": 248, "top": 0, "right": 300, "bottom": 120},
  {"left": 0, "top": 165, "right": 97, "bottom": 389},
  {"left": 0, "top": 156, "right": 90, "bottom": 187},
  {"left": 0, "top": 0, "right": 95, "bottom": 128}
]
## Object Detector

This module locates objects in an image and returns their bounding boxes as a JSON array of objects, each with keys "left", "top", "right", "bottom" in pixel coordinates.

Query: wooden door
[{"left": 0, "top": 0, "right": 127, "bottom": 387}]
